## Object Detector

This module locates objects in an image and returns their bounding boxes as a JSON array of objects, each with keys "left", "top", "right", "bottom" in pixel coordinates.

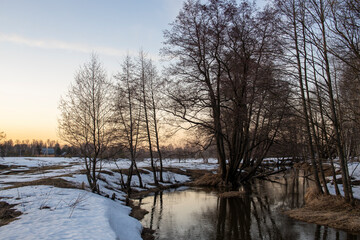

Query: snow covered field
[
  {"left": 0, "top": 157, "right": 218, "bottom": 240},
  {"left": 1, "top": 156, "right": 359, "bottom": 239}
]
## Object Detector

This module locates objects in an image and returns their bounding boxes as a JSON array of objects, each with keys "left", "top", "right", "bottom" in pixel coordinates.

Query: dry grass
[
  {"left": 1, "top": 165, "right": 74, "bottom": 176},
  {"left": 3, "top": 177, "right": 78, "bottom": 190},
  {"left": 112, "top": 168, "right": 150, "bottom": 176},
  {"left": 286, "top": 188, "right": 360, "bottom": 233},
  {"left": 219, "top": 191, "right": 246, "bottom": 198},
  {"left": 0, "top": 201, "right": 21, "bottom": 227},
  {"left": 191, "top": 173, "right": 222, "bottom": 187},
  {"left": 304, "top": 186, "right": 322, "bottom": 202}
]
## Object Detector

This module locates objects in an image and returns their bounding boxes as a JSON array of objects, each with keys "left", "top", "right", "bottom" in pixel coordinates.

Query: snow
[
  {"left": 0, "top": 185, "right": 142, "bottom": 240},
  {"left": 0, "top": 157, "right": 213, "bottom": 239},
  {"left": 0, "top": 157, "right": 81, "bottom": 168},
  {"left": 4, "top": 156, "right": 359, "bottom": 239},
  {"left": 327, "top": 161, "right": 360, "bottom": 199}
]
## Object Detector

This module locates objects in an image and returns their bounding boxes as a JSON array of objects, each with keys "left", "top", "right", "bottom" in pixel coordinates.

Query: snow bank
[{"left": 0, "top": 185, "right": 142, "bottom": 240}]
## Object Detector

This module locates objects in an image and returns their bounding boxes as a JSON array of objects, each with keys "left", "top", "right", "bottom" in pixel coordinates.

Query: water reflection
[{"left": 137, "top": 171, "right": 359, "bottom": 240}]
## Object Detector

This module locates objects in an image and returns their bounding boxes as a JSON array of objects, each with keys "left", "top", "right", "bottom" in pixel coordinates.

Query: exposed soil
[
  {"left": 3, "top": 177, "right": 78, "bottom": 190},
  {"left": 0, "top": 201, "right": 22, "bottom": 227},
  {"left": 141, "top": 227, "right": 155, "bottom": 240},
  {"left": 128, "top": 199, "right": 149, "bottom": 220},
  {"left": 285, "top": 187, "right": 360, "bottom": 233}
]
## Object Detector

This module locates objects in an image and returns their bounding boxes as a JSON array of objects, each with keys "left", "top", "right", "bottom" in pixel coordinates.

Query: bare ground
[
  {"left": 3, "top": 176, "right": 78, "bottom": 190},
  {"left": 0, "top": 201, "right": 21, "bottom": 227}
]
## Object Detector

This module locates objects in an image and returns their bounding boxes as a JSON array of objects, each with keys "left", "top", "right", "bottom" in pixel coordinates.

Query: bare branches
[
  {"left": 58, "top": 55, "right": 116, "bottom": 193},
  {"left": 162, "top": 0, "right": 289, "bottom": 186}
]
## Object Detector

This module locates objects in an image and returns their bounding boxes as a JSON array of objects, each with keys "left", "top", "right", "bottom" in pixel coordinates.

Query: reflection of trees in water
[
  {"left": 149, "top": 192, "right": 163, "bottom": 231},
  {"left": 216, "top": 196, "right": 251, "bottom": 240},
  {"left": 252, "top": 169, "right": 311, "bottom": 210},
  {"left": 142, "top": 173, "right": 358, "bottom": 240},
  {"left": 214, "top": 188, "right": 288, "bottom": 240}
]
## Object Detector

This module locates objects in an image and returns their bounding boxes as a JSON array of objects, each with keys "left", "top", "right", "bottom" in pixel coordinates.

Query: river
[{"left": 135, "top": 170, "right": 360, "bottom": 240}]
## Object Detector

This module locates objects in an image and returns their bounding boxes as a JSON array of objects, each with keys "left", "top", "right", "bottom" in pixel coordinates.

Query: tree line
[
  {"left": 53, "top": 0, "right": 359, "bottom": 202},
  {"left": 0, "top": 138, "right": 65, "bottom": 157}
]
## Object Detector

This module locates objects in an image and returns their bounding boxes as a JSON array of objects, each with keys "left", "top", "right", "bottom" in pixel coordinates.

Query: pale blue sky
[
  {"left": 0, "top": 0, "right": 266, "bottom": 142},
  {"left": 0, "top": 0, "right": 184, "bottom": 141}
]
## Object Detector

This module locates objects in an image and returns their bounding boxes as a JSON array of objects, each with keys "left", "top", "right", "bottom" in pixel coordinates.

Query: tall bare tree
[
  {"left": 163, "top": 0, "right": 290, "bottom": 187},
  {"left": 147, "top": 61, "right": 165, "bottom": 182},
  {"left": 138, "top": 51, "right": 158, "bottom": 185},
  {"left": 275, "top": 0, "right": 323, "bottom": 193},
  {"left": 58, "top": 55, "right": 116, "bottom": 193},
  {"left": 114, "top": 55, "right": 143, "bottom": 192},
  {"left": 275, "top": 0, "right": 358, "bottom": 201}
]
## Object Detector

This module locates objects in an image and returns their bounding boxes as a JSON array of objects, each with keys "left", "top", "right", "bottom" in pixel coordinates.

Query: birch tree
[{"left": 59, "top": 55, "right": 116, "bottom": 193}]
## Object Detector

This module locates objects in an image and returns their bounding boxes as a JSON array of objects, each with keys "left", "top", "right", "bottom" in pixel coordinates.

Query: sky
[
  {"left": 0, "top": 0, "right": 267, "bottom": 143},
  {"left": 0, "top": 0, "right": 185, "bottom": 142}
]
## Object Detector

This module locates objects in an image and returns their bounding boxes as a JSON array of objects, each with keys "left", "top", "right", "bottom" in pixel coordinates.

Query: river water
[{"left": 136, "top": 170, "right": 360, "bottom": 240}]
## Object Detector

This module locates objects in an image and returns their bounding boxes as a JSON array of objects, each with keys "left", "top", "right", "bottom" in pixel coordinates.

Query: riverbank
[
  {"left": 286, "top": 191, "right": 360, "bottom": 233},
  {"left": 286, "top": 161, "right": 360, "bottom": 234}
]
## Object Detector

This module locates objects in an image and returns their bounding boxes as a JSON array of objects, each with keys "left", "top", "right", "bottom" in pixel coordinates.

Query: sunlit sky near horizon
[
  {"left": 0, "top": 0, "right": 266, "bottom": 143},
  {"left": 0, "top": 0, "right": 185, "bottom": 142}
]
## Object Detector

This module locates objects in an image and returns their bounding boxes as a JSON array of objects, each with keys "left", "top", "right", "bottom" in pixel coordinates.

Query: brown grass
[
  {"left": 304, "top": 186, "right": 322, "bottom": 203},
  {"left": 0, "top": 201, "right": 21, "bottom": 227},
  {"left": 191, "top": 173, "right": 222, "bottom": 187},
  {"left": 286, "top": 188, "right": 360, "bottom": 233},
  {"left": 3, "top": 177, "right": 78, "bottom": 190},
  {"left": 112, "top": 168, "right": 150, "bottom": 176},
  {"left": 219, "top": 191, "right": 246, "bottom": 198},
  {"left": 0, "top": 164, "right": 74, "bottom": 176}
]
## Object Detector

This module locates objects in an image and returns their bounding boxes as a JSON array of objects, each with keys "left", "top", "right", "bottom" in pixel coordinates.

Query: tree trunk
[{"left": 292, "top": 2, "right": 323, "bottom": 193}]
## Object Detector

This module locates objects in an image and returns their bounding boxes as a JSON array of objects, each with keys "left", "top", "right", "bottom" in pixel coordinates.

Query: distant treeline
[
  {"left": 0, "top": 139, "right": 75, "bottom": 157},
  {"left": 0, "top": 139, "right": 218, "bottom": 160}
]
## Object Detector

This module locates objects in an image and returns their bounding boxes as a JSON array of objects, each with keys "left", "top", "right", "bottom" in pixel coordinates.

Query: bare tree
[
  {"left": 307, "top": 0, "right": 353, "bottom": 201},
  {"left": 58, "top": 54, "right": 116, "bottom": 193},
  {"left": 138, "top": 51, "right": 158, "bottom": 185},
  {"left": 162, "top": 0, "right": 290, "bottom": 187},
  {"left": 147, "top": 61, "right": 165, "bottom": 182},
  {"left": 275, "top": 0, "right": 358, "bottom": 201},
  {"left": 114, "top": 55, "right": 144, "bottom": 192},
  {"left": 275, "top": 0, "right": 323, "bottom": 193}
]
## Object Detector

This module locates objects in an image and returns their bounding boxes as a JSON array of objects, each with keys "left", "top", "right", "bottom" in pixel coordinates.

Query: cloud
[{"left": 0, "top": 33, "right": 131, "bottom": 57}]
